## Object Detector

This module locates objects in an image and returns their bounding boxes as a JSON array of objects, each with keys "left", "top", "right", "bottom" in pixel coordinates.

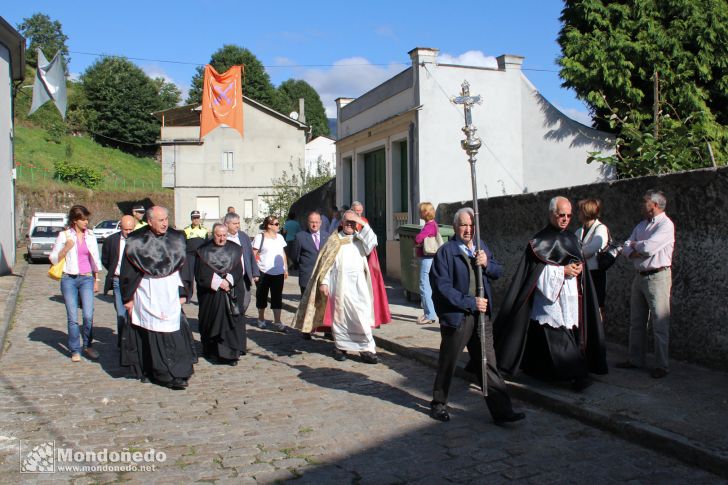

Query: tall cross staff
[{"left": 452, "top": 81, "right": 488, "bottom": 397}]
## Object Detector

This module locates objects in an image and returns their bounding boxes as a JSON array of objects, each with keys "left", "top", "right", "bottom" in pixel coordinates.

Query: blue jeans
[
  {"left": 60, "top": 274, "right": 95, "bottom": 354},
  {"left": 112, "top": 277, "right": 127, "bottom": 341},
  {"left": 419, "top": 257, "right": 437, "bottom": 320}
]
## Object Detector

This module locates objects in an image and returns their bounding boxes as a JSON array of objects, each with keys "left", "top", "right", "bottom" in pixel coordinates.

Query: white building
[
  {"left": 335, "top": 47, "right": 614, "bottom": 277},
  {"left": 304, "top": 135, "right": 336, "bottom": 174},
  {"left": 0, "top": 17, "right": 24, "bottom": 275},
  {"left": 155, "top": 97, "right": 308, "bottom": 234}
]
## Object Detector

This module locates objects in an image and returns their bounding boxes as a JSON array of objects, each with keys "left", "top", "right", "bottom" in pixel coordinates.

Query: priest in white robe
[
  {"left": 292, "top": 210, "right": 380, "bottom": 364},
  {"left": 120, "top": 206, "right": 197, "bottom": 389}
]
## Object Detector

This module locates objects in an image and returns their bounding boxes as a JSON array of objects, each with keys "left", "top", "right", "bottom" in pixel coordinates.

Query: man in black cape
[
  {"left": 119, "top": 206, "right": 197, "bottom": 390},
  {"left": 195, "top": 223, "right": 246, "bottom": 365},
  {"left": 494, "top": 196, "right": 607, "bottom": 390}
]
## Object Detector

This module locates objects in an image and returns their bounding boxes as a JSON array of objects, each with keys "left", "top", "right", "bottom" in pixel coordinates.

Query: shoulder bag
[
  {"left": 595, "top": 224, "right": 623, "bottom": 271},
  {"left": 48, "top": 230, "right": 69, "bottom": 281},
  {"left": 422, "top": 225, "right": 444, "bottom": 256}
]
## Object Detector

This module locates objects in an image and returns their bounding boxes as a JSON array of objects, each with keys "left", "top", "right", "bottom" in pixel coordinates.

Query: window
[
  {"left": 196, "top": 197, "right": 220, "bottom": 219},
  {"left": 257, "top": 197, "right": 270, "bottom": 218},
  {"left": 221, "top": 151, "right": 234, "bottom": 171},
  {"left": 243, "top": 199, "right": 254, "bottom": 219}
]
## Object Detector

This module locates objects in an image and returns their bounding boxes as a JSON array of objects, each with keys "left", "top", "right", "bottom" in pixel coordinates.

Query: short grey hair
[
  {"left": 351, "top": 201, "right": 363, "bottom": 209},
  {"left": 549, "top": 196, "right": 570, "bottom": 214},
  {"left": 146, "top": 206, "right": 168, "bottom": 221},
  {"left": 644, "top": 190, "right": 667, "bottom": 210},
  {"left": 223, "top": 212, "right": 240, "bottom": 224},
  {"left": 212, "top": 222, "right": 225, "bottom": 233},
  {"left": 453, "top": 207, "right": 474, "bottom": 227}
]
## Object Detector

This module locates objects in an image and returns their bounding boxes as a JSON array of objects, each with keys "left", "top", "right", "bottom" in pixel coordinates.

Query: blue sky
[{"left": 5, "top": 1, "right": 591, "bottom": 124}]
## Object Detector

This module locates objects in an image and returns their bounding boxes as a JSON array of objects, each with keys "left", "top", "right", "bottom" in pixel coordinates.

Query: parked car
[
  {"left": 92, "top": 220, "right": 121, "bottom": 241},
  {"left": 27, "top": 225, "right": 64, "bottom": 263},
  {"left": 27, "top": 212, "right": 66, "bottom": 238}
]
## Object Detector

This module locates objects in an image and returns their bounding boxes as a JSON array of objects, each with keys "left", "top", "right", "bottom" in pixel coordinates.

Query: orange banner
[{"left": 200, "top": 65, "right": 244, "bottom": 139}]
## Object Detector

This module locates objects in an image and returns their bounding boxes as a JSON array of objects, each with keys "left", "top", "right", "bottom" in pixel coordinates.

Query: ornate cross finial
[{"left": 451, "top": 80, "right": 482, "bottom": 163}]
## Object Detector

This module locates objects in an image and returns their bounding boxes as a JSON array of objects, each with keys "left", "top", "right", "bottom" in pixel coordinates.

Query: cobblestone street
[{"left": 0, "top": 264, "right": 722, "bottom": 484}]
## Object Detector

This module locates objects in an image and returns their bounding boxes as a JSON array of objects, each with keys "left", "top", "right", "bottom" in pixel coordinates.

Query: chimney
[
  {"left": 298, "top": 97, "right": 306, "bottom": 123},
  {"left": 496, "top": 54, "right": 525, "bottom": 71},
  {"left": 408, "top": 47, "right": 440, "bottom": 66}
]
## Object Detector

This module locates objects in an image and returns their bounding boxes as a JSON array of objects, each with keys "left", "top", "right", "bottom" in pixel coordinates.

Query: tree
[
  {"left": 17, "top": 13, "right": 70, "bottom": 73},
  {"left": 187, "top": 45, "right": 277, "bottom": 107},
  {"left": 276, "top": 79, "right": 330, "bottom": 138},
  {"left": 558, "top": 0, "right": 728, "bottom": 176},
  {"left": 153, "top": 77, "right": 181, "bottom": 109},
  {"left": 81, "top": 57, "right": 164, "bottom": 152},
  {"left": 264, "top": 158, "right": 334, "bottom": 219}
]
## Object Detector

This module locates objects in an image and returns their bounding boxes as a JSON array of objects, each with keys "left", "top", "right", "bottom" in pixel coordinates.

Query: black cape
[
  {"left": 195, "top": 240, "right": 247, "bottom": 360},
  {"left": 180, "top": 236, "right": 208, "bottom": 298},
  {"left": 118, "top": 226, "right": 196, "bottom": 382},
  {"left": 493, "top": 224, "right": 608, "bottom": 376}
]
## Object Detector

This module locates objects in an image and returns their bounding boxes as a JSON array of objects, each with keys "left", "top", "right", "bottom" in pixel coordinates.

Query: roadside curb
[{"left": 0, "top": 258, "right": 28, "bottom": 359}]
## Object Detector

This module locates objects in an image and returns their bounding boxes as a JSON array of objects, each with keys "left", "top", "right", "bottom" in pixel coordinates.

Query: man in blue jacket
[{"left": 429, "top": 207, "right": 524, "bottom": 424}]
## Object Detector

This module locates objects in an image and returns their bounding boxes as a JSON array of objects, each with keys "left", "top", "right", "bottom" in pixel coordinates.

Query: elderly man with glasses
[{"left": 494, "top": 196, "right": 607, "bottom": 391}]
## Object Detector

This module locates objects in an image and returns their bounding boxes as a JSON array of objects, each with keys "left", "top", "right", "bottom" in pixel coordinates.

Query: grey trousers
[
  {"left": 629, "top": 268, "right": 672, "bottom": 369},
  {"left": 432, "top": 314, "right": 515, "bottom": 420}
]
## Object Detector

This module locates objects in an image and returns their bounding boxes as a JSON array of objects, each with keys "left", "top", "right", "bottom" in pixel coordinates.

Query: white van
[{"left": 27, "top": 212, "right": 67, "bottom": 263}]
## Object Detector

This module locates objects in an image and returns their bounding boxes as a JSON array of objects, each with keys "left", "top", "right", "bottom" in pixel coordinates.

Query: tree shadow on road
[{"left": 246, "top": 326, "right": 337, "bottom": 360}]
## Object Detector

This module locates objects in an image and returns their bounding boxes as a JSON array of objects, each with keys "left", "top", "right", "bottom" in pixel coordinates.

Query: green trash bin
[{"left": 397, "top": 224, "right": 454, "bottom": 301}]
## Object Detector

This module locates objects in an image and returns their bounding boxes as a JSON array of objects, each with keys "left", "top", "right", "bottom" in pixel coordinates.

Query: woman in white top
[
  {"left": 252, "top": 215, "right": 288, "bottom": 332},
  {"left": 49, "top": 205, "right": 103, "bottom": 362},
  {"left": 575, "top": 198, "right": 609, "bottom": 320}
]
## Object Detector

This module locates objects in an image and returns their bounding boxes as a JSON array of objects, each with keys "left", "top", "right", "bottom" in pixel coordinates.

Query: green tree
[
  {"left": 17, "top": 13, "right": 70, "bottom": 73},
  {"left": 264, "top": 158, "right": 334, "bottom": 219},
  {"left": 153, "top": 77, "right": 182, "bottom": 109},
  {"left": 81, "top": 57, "right": 164, "bottom": 153},
  {"left": 558, "top": 0, "right": 728, "bottom": 176},
  {"left": 275, "top": 79, "right": 330, "bottom": 138},
  {"left": 187, "top": 45, "right": 277, "bottom": 107}
]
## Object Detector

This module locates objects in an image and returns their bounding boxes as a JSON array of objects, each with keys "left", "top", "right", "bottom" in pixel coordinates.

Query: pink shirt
[
  {"left": 415, "top": 220, "right": 439, "bottom": 258},
  {"left": 623, "top": 212, "right": 675, "bottom": 271},
  {"left": 76, "top": 232, "right": 93, "bottom": 274}
]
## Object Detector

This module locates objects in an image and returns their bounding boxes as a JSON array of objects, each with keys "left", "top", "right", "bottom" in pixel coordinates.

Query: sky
[{"left": 5, "top": 1, "right": 592, "bottom": 125}]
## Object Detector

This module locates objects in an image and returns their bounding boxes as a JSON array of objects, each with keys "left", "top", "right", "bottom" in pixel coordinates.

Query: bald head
[{"left": 119, "top": 215, "right": 135, "bottom": 238}]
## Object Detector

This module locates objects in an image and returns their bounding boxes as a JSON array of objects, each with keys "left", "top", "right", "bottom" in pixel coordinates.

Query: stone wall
[{"left": 438, "top": 167, "right": 728, "bottom": 371}]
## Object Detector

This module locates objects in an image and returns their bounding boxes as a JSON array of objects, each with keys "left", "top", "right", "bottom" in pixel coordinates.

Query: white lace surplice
[
  {"left": 131, "top": 272, "right": 184, "bottom": 333},
  {"left": 530, "top": 264, "right": 579, "bottom": 329},
  {"left": 322, "top": 225, "right": 377, "bottom": 352}
]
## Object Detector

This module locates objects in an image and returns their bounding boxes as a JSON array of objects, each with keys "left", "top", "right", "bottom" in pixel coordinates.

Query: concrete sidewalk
[{"left": 278, "top": 273, "right": 728, "bottom": 478}]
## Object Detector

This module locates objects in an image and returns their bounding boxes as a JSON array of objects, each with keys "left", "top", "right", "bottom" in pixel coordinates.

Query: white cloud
[
  {"left": 300, "top": 57, "right": 407, "bottom": 117},
  {"left": 141, "top": 64, "right": 189, "bottom": 105},
  {"left": 438, "top": 50, "right": 498, "bottom": 69}
]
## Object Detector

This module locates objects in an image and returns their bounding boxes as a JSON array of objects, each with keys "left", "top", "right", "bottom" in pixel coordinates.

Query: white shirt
[
  {"left": 131, "top": 272, "right": 183, "bottom": 332},
  {"left": 575, "top": 220, "right": 609, "bottom": 271},
  {"left": 49, "top": 229, "right": 102, "bottom": 274},
  {"left": 623, "top": 212, "right": 675, "bottom": 271},
  {"left": 252, "top": 233, "right": 287, "bottom": 275},
  {"left": 114, "top": 235, "right": 127, "bottom": 276},
  {"left": 530, "top": 264, "right": 579, "bottom": 329}
]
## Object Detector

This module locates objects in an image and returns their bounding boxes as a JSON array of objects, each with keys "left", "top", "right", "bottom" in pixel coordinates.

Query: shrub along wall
[{"left": 438, "top": 167, "right": 728, "bottom": 371}]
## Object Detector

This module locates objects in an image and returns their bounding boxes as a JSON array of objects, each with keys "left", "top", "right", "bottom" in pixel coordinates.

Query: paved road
[{"left": 0, "top": 265, "right": 721, "bottom": 484}]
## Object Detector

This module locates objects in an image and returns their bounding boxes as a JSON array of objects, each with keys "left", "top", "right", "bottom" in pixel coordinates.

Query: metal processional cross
[{"left": 451, "top": 81, "right": 488, "bottom": 397}]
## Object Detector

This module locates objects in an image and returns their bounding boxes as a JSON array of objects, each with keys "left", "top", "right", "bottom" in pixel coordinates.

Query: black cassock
[
  {"left": 181, "top": 236, "right": 207, "bottom": 301},
  {"left": 119, "top": 226, "right": 197, "bottom": 383},
  {"left": 195, "top": 240, "right": 246, "bottom": 362},
  {"left": 493, "top": 224, "right": 608, "bottom": 382}
]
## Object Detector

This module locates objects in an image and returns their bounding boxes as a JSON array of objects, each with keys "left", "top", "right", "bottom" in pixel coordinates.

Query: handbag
[
  {"left": 595, "top": 225, "right": 623, "bottom": 271},
  {"left": 254, "top": 233, "right": 265, "bottom": 262},
  {"left": 47, "top": 230, "right": 69, "bottom": 281},
  {"left": 422, "top": 226, "right": 444, "bottom": 256}
]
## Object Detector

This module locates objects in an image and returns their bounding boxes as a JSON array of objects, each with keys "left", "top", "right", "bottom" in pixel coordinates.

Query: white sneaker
[
  {"left": 274, "top": 322, "right": 287, "bottom": 333},
  {"left": 256, "top": 320, "right": 267, "bottom": 329}
]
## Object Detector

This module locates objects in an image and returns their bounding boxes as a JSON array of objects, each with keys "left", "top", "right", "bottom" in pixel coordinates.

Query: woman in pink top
[
  {"left": 49, "top": 205, "right": 102, "bottom": 362},
  {"left": 414, "top": 202, "right": 439, "bottom": 324}
]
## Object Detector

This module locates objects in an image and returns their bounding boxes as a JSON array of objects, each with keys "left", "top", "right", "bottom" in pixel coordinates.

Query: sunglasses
[
  {"left": 269, "top": 222, "right": 280, "bottom": 226},
  {"left": 557, "top": 213, "right": 572, "bottom": 219},
  {"left": 343, "top": 220, "right": 357, "bottom": 226}
]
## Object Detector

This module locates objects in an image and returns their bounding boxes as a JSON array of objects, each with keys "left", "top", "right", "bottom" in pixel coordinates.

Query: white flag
[{"left": 29, "top": 49, "right": 68, "bottom": 119}]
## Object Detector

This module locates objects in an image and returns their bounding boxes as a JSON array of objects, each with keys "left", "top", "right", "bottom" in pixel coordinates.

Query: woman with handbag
[
  {"left": 252, "top": 215, "right": 288, "bottom": 332},
  {"left": 49, "top": 205, "right": 103, "bottom": 362},
  {"left": 575, "top": 198, "right": 609, "bottom": 322},
  {"left": 414, "top": 202, "right": 440, "bottom": 325}
]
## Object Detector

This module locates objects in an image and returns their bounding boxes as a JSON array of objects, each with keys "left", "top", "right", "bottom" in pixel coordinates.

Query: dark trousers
[
  {"left": 432, "top": 314, "right": 515, "bottom": 420},
  {"left": 256, "top": 273, "right": 284, "bottom": 309}
]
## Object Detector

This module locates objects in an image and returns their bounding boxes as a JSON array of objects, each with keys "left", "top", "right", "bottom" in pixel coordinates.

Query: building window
[
  {"left": 257, "top": 197, "right": 270, "bottom": 219},
  {"left": 196, "top": 197, "right": 219, "bottom": 219},
  {"left": 221, "top": 151, "right": 234, "bottom": 171},
  {"left": 243, "top": 199, "right": 254, "bottom": 219}
]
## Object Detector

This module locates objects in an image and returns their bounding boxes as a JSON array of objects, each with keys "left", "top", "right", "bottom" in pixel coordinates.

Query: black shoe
[
  {"left": 228, "top": 359, "right": 239, "bottom": 367},
  {"left": 83, "top": 346, "right": 99, "bottom": 360},
  {"left": 650, "top": 367, "right": 668, "bottom": 379},
  {"left": 360, "top": 352, "right": 378, "bottom": 364},
  {"left": 168, "top": 378, "right": 188, "bottom": 390},
  {"left": 616, "top": 361, "right": 639, "bottom": 369},
  {"left": 571, "top": 377, "right": 593, "bottom": 392},
  {"left": 333, "top": 349, "right": 347, "bottom": 361},
  {"left": 302, "top": 333, "right": 312, "bottom": 340},
  {"left": 140, "top": 376, "right": 149, "bottom": 383},
  {"left": 494, "top": 412, "right": 526, "bottom": 424},
  {"left": 430, "top": 404, "right": 450, "bottom": 422}
]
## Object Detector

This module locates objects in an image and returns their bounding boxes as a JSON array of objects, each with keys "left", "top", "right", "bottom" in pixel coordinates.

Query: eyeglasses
[
  {"left": 557, "top": 213, "right": 572, "bottom": 219},
  {"left": 269, "top": 222, "right": 280, "bottom": 226}
]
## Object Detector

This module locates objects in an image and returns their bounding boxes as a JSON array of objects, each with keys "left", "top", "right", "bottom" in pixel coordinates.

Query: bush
[{"left": 53, "top": 159, "right": 102, "bottom": 188}]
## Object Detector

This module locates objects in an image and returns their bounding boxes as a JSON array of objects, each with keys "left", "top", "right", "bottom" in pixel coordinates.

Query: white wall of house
[
  {"left": 159, "top": 99, "right": 307, "bottom": 234},
  {"left": 0, "top": 43, "right": 16, "bottom": 274},
  {"left": 304, "top": 136, "right": 336, "bottom": 173}
]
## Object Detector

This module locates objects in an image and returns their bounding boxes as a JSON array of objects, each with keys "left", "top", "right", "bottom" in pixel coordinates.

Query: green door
[{"left": 364, "top": 148, "right": 387, "bottom": 273}]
